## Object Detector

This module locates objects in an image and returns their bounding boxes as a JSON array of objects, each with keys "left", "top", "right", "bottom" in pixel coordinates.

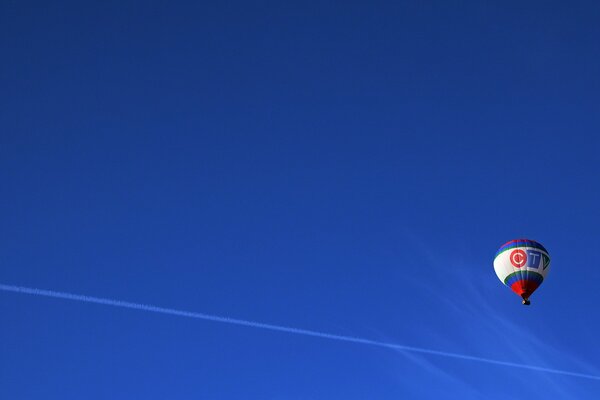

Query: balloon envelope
[{"left": 493, "top": 239, "right": 550, "bottom": 303}]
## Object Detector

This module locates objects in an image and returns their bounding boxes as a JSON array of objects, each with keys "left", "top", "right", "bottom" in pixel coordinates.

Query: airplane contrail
[{"left": 1, "top": 283, "right": 598, "bottom": 381}]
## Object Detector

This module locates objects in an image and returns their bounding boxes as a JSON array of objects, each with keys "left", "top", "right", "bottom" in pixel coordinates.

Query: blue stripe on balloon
[
  {"left": 495, "top": 240, "right": 548, "bottom": 257},
  {"left": 503, "top": 271, "right": 544, "bottom": 287}
]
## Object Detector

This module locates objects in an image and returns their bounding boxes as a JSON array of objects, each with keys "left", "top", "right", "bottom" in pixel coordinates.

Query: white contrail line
[{"left": 1, "top": 283, "right": 598, "bottom": 381}]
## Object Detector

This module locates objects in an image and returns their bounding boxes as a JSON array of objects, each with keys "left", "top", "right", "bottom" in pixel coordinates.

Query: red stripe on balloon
[{"left": 510, "top": 279, "right": 541, "bottom": 298}]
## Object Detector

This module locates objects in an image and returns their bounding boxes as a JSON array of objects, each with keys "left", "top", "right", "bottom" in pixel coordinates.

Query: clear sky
[{"left": 2, "top": 1, "right": 600, "bottom": 398}]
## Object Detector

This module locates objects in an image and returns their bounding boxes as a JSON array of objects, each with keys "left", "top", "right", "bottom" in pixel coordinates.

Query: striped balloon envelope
[{"left": 493, "top": 239, "right": 550, "bottom": 305}]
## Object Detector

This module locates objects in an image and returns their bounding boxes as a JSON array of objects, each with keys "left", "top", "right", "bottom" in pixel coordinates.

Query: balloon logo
[{"left": 510, "top": 249, "right": 527, "bottom": 268}]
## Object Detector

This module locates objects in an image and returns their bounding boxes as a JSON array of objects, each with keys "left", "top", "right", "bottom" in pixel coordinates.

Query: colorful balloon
[{"left": 493, "top": 239, "right": 550, "bottom": 305}]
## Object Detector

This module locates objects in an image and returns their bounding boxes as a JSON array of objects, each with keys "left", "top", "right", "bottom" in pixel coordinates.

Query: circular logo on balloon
[{"left": 510, "top": 249, "right": 527, "bottom": 268}]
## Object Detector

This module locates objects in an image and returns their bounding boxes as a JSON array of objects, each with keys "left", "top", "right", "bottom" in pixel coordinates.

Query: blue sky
[{"left": 2, "top": 1, "right": 600, "bottom": 398}]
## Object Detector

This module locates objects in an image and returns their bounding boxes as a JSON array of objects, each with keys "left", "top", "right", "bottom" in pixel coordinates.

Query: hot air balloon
[{"left": 493, "top": 239, "right": 550, "bottom": 305}]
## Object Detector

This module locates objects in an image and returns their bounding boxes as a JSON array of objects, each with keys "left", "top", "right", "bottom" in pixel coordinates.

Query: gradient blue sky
[{"left": 2, "top": 1, "right": 600, "bottom": 398}]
